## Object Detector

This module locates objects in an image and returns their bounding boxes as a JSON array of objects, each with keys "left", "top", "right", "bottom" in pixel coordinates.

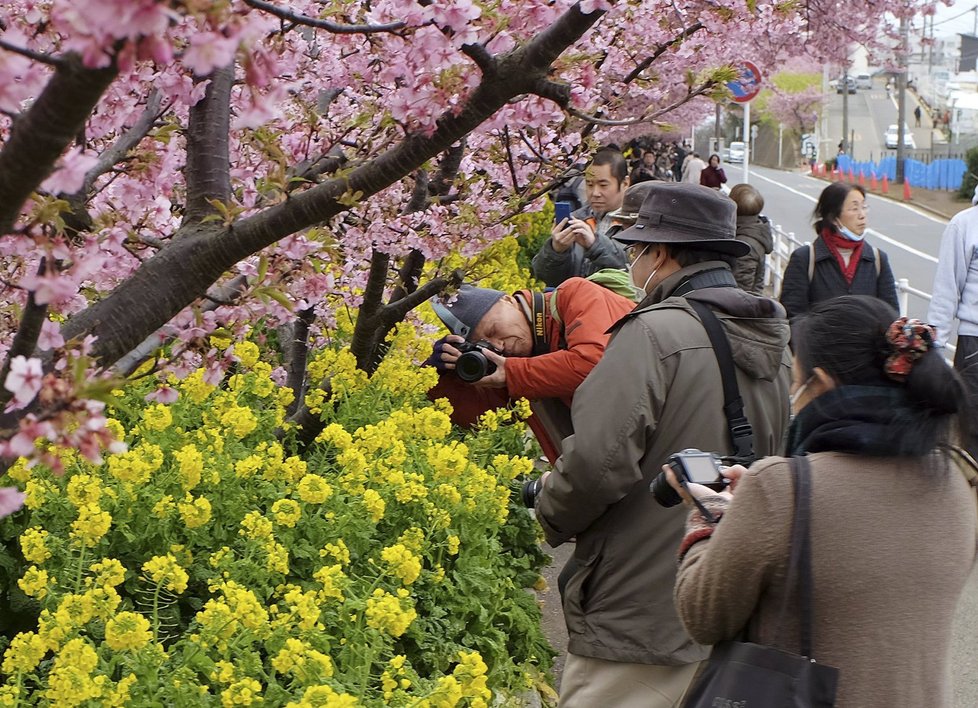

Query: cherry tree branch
[
  {"left": 622, "top": 21, "right": 704, "bottom": 84},
  {"left": 567, "top": 80, "right": 718, "bottom": 126},
  {"left": 0, "top": 39, "right": 63, "bottom": 67},
  {"left": 283, "top": 307, "right": 316, "bottom": 417},
  {"left": 242, "top": 0, "right": 407, "bottom": 34},
  {"left": 79, "top": 90, "right": 163, "bottom": 196},
  {"left": 61, "top": 4, "right": 608, "bottom": 369},
  {"left": 183, "top": 63, "right": 233, "bottom": 225},
  {"left": 0, "top": 53, "right": 118, "bottom": 236}
]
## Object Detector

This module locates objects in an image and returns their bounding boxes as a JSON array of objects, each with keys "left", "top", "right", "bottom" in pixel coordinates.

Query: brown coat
[{"left": 675, "top": 451, "right": 978, "bottom": 708}]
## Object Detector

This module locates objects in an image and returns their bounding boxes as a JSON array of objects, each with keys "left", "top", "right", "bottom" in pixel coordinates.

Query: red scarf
[{"left": 819, "top": 224, "right": 865, "bottom": 285}]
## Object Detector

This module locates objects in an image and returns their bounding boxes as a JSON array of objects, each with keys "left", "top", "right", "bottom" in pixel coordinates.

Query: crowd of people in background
[{"left": 425, "top": 142, "right": 976, "bottom": 708}]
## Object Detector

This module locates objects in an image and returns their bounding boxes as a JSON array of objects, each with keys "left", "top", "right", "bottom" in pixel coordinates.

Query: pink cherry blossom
[
  {"left": 181, "top": 31, "right": 240, "bottom": 77},
  {"left": 145, "top": 386, "right": 179, "bottom": 403},
  {"left": 40, "top": 146, "right": 99, "bottom": 195},
  {"left": 37, "top": 320, "right": 65, "bottom": 351},
  {"left": 0, "top": 487, "right": 25, "bottom": 518},
  {"left": 4, "top": 356, "right": 43, "bottom": 409}
]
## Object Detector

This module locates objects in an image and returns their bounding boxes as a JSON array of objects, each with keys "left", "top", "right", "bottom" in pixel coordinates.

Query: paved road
[
  {"left": 748, "top": 164, "right": 945, "bottom": 320},
  {"left": 540, "top": 167, "right": 978, "bottom": 706}
]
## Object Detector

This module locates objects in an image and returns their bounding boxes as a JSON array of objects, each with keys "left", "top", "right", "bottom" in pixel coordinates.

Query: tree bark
[
  {"left": 183, "top": 63, "right": 234, "bottom": 225},
  {"left": 0, "top": 54, "right": 117, "bottom": 236}
]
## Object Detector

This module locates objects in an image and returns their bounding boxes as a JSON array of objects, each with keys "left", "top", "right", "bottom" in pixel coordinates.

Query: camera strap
[
  {"left": 687, "top": 298, "right": 755, "bottom": 464},
  {"left": 528, "top": 291, "right": 550, "bottom": 356}
]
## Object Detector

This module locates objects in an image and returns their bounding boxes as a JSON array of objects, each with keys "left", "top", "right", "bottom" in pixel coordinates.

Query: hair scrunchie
[{"left": 884, "top": 317, "right": 936, "bottom": 382}]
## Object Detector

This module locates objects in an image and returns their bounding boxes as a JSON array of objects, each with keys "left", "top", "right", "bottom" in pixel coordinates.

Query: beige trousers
[{"left": 558, "top": 653, "right": 701, "bottom": 708}]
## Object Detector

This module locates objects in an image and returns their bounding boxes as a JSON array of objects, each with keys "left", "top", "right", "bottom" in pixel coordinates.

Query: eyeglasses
[
  {"left": 623, "top": 243, "right": 645, "bottom": 263},
  {"left": 845, "top": 203, "right": 869, "bottom": 214}
]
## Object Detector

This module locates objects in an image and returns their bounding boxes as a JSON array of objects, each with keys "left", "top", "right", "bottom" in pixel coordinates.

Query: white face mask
[
  {"left": 627, "top": 244, "right": 660, "bottom": 294},
  {"left": 790, "top": 376, "right": 813, "bottom": 410},
  {"left": 836, "top": 223, "right": 864, "bottom": 242}
]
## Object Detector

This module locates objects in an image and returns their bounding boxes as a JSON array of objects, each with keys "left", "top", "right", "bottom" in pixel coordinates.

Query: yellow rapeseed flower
[
  {"left": 271, "top": 499, "right": 301, "bottom": 527},
  {"left": 234, "top": 341, "right": 260, "bottom": 369},
  {"left": 362, "top": 489, "right": 385, "bottom": 522},
  {"left": 296, "top": 474, "right": 332, "bottom": 504},
  {"left": 239, "top": 511, "right": 273, "bottom": 540},
  {"left": 142, "top": 554, "right": 189, "bottom": 594},
  {"left": 179, "top": 495, "right": 212, "bottom": 529},
  {"left": 173, "top": 443, "right": 204, "bottom": 490},
  {"left": 1, "top": 631, "right": 47, "bottom": 674},
  {"left": 89, "top": 558, "right": 126, "bottom": 587},
  {"left": 380, "top": 544, "right": 422, "bottom": 585},
  {"left": 285, "top": 685, "right": 359, "bottom": 708},
  {"left": 220, "top": 405, "right": 258, "bottom": 438},
  {"left": 365, "top": 589, "right": 416, "bottom": 637},
  {"left": 221, "top": 677, "right": 262, "bottom": 707},
  {"left": 17, "top": 566, "right": 51, "bottom": 599},
  {"left": 20, "top": 527, "right": 51, "bottom": 564},
  {"left": 142, "top": 403, "right": 173, "bottom": 431},
  {"left": 71, "top": 504, "right": 112, "bottom": 545},
  {"left": 104, "top": 611, "right": 152, "bottom": 651},
  {"left": 66, "top": 473, "right": 103, "bottom": 507}
]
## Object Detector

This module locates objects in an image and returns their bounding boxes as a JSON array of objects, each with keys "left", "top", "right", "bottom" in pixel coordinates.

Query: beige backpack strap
[
  {"left": 874, "top": 245, "right": 881, "bottom": 278},
  {"left": 807, "top": 244, "right": 815, "bottom": 282}
]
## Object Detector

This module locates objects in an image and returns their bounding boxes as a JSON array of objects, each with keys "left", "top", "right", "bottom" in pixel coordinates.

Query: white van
[
  {"left": 727, "top": 141, "right": 745, "bottom": 164},
  {"left": 855, "top": 73, "right": 873, "bottom": 90}
]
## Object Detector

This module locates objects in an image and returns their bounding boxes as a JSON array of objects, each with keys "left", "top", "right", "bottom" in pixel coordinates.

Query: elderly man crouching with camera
[{"left": 427, "top": 277, "right": 636, "bottom": 463}]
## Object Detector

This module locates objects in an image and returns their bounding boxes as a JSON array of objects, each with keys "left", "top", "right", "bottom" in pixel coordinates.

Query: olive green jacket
[{"left": 536, "top": 261, "right": 792, "bottom": 665}]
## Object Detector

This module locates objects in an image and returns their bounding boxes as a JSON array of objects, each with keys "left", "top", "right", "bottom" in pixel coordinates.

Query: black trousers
[{"left": 954, "top": 335, "right": 978, "bottom": 458}]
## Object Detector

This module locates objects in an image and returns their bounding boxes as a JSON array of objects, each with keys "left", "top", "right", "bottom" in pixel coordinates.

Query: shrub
[{"left": 0, "top": 332, "right": 553, "bottom": 706}]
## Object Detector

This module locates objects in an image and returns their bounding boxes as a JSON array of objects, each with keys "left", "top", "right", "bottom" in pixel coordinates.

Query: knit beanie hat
[{"left": 431, "top": 285, "right": 506, "bottom": 340}]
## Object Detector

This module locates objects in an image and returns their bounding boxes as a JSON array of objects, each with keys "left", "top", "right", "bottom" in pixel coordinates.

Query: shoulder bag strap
[
  {"left": 687, "top": 299, "right": 754, "bottom": 463},
  {"left": 938, "top": 443, "right": 978, "bottom": 510},
  {"left": 807, "top": 244, "right": 815, "bottom": 283},
  {"left": 784, "top": 455, "right": 815, "bottom": 658}
]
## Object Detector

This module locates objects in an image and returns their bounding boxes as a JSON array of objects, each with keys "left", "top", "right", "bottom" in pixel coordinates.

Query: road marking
[{"left": 750, "top": 170, "right": 946, "bottom": 264}]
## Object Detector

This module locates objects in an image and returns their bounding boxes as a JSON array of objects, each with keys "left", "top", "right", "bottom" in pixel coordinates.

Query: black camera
[
  {"left": 650, "top": 448, "right": 728, "bottom": 508},
  {"left": 521, "top": 478, "right": 543, "bottom": 508},
  {"left": 455, "top": 340, "right": 501, "bottom": 383}
]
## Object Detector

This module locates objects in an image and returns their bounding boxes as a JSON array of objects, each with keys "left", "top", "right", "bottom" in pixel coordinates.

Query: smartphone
[
  {"left": 667, "top": 449, "right": 728, "bottom": 492},
  {"left": 554, "top": 201, "right": 573, "bottom": 225}
]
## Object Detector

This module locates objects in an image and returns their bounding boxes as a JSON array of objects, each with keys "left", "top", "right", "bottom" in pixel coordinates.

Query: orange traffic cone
[
  {"left": 881, "top": 175, "right": 889, "bottom": 194},
  {"left": 858, "top": 171, "right": 866, "bottom": 187},
  {"left": 903, "top": 178, "right": 912, "bottom": 201},
  {"left": 870, "top": 172, "right": 878, "bottom": 191}
]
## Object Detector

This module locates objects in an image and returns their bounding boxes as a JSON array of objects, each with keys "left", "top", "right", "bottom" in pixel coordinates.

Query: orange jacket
[{"left": 427, "top": 277, "right": 635, "bottom": 460}]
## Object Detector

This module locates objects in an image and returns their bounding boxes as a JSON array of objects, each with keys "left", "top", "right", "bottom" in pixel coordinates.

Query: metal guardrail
[{"left": 766, "top": 222, "right": 955, "bottom": 358}]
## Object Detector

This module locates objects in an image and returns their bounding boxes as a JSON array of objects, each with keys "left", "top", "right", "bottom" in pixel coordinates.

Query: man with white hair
[{"left": 927, "top": 183, "right": 978, "bottom": 456}]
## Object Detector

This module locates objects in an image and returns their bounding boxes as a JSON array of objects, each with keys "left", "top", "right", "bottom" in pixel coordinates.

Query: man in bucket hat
[{"left": 534, "top": 183, "right": 792, "bottom": 707}]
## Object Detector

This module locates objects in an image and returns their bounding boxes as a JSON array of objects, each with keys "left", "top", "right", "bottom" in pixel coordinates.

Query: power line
[{"left": 930, "top": 5, "right": 978, "bottom": 29}]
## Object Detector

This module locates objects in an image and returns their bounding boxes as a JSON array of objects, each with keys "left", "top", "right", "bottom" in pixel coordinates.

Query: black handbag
[{"left": 680, "top": 456, "right": 839, "bottom": 708}]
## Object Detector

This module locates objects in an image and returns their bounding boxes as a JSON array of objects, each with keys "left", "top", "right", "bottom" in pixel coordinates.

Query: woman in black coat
[{"left": 779, "top": 182, "right": 898, "bottom": 321}]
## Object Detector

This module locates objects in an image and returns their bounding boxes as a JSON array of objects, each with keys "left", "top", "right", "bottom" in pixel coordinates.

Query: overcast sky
[{"left": 932, "top": 2, "right": 978, "bottom": 38}]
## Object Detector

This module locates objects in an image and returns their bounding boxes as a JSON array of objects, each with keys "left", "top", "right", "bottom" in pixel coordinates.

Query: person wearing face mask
[
  {"left": 779, "top": 182, "right": 898, "bottom": 322},
  {"left": 534, "top": 183, "right": 791, "bottom": 708},
  {"left": 425, "top": 278, "right": 635, "bottom": 464},
  {"left": 667, "top": 295, "right": 976, "bottom": 708}
]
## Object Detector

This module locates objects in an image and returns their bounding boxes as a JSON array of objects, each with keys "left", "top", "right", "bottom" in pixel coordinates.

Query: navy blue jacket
[{"left": 779, "top": 236, "right": 899, "bottom": 321}]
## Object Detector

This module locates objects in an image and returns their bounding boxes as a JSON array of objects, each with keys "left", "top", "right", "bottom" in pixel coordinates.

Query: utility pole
[
  {"left": 897, "top": 16, "right": 909, "bottom": 184},
  {"left": 841, "top": 69, "right": 849, "bottom": 154}
]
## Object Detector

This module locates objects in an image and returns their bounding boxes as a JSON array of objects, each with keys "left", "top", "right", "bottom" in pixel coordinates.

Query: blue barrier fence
[{"left": 836, "top": 154, "right": 966, "bottom": 191}]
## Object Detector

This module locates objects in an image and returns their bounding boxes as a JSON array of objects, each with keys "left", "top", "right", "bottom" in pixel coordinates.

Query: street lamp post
[{"left": 896, "top": 16, "right": 909, "bottom": 184}]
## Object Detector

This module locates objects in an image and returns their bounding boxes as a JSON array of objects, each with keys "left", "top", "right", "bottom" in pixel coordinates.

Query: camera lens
[
  {"left": 649, "top": 471, "right": 682, "bottom": 508},
  {"left": 521, "top": 478, "right": 542, "bottom": 508},
  {"left": 456, "top": 351, "right": 488, "bottom": 382}
]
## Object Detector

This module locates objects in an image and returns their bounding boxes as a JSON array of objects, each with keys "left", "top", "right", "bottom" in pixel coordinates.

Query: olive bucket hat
[
  {"left": 613, "top": 182, "right": 750, "bottom": 257},
  {"left": 607, "top": 180, "right": 657, "bottom": 224}
]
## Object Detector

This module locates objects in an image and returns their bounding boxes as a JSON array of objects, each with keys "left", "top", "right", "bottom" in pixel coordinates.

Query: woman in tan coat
[{"left": 669, "top": 295, "right": 977, "bottom": 708}]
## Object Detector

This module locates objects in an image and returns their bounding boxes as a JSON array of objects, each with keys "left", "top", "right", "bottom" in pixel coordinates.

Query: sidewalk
[{"left": 810, "top": 169, "right": 971, "bottom": 221}]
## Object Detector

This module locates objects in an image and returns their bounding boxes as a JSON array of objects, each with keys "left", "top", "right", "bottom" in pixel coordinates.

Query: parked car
[
  {"left": 884, "top": 123, "right": 916, "bottom": 150},
  {"left": 855, "top": 73, "right": 873, "bottom": 90},
  {"left": 727, "top": 141, "right": 746, "bottom": 163},
  {"left": 836, "top": 77, "right": 857, "bottom": 94}
]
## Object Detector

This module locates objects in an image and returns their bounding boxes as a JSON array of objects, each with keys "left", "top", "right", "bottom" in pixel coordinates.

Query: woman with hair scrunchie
[{"left": 666, "top": 295, "right": 976, "bottom": 708}]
